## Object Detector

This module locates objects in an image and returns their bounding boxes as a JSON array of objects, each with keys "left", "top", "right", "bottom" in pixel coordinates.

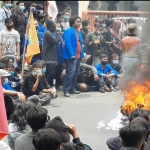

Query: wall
[{"left": 78, "top": 1, "right": 89, "bottom": 18}]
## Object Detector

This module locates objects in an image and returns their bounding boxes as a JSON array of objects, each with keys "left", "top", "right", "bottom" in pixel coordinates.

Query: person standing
[
  {"left": 0, "top": 0, "right": 12, "bottom": 31},
  {"left": 42, "top": 19, "right": 60, "bottom": 86},
  {"left": 0, "top": 18, "right": 20, "bottom": 68},
  {"left": 10, "top": 1, "right": 26, "bottom": 55},
  {"left": 62, "top": 16, "right": 84, "bottom": 97},
  {"left": 61, "top": 10, "right": 70, "bottom": 32}
]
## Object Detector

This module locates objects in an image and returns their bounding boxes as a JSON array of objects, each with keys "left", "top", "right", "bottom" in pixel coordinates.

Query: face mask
[
  {"left": 113, "top": 60, "right": 119, "bottom": 64},
  {"left": 5, "top": 3, "right": 12, "bottom": 9},
  {"left": 101, "top": 61, "right": 108, "bottom": 65},
  {"left": 39, "top": 10, "right": 44, "bottom": 14},
  {"left": 42, "top": 68, "right": 46, "bottom": 74},
  {"left": 64, "top": 16, "right": 69, "bottom": 21},
  {"left": 19, "top": 6, "right": 25, "bottom": 12},
  {"left": 4, "top": 78, "right": 8, "bottom": 84},
  {"left": 9, "top": 71, "right": 14, "bottom": 76},
  {"left": 35, "top": 70, "right": 41, "bottom": 75},
  {"left": 6, "top": 25, "right": 13, "bottom": 30}
]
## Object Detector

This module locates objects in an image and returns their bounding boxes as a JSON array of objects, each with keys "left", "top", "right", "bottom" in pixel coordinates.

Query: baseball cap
[
  {"left": 0, "top": 69, "right": 11, "bottom": 77},
  {"left": 5, "top": 18, "right": 12, "bottom": 24},
  {"left": 130, "top": 117, "right": 149, "bottom": 131}
]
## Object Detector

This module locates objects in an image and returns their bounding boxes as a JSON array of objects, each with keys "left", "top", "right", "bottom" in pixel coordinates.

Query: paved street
[{"left": 45, "top": 90, "right": 124, "bottom": 150}]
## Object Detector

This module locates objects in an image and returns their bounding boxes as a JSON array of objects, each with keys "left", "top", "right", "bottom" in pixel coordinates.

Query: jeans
[
  {"left": 63, "top": 59, "right": 80, "bottom": 93},
  {"left": 45, "top": 63, "right": 56, "bottom": 86},
  {"left": 55, "top": 64, "right": 62, "bottom": 87}
]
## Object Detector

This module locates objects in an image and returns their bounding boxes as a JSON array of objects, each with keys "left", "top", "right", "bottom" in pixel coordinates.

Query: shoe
[
  {"left": 70, "top": 90, "right": 80, "bottom": 94},
  {"left": 104, "top": 87, "right": 112, "bottom": 92},
  {"left": 64, "top": 92, "right": 70, "bottom": 97},
  {"left": 99, "top": 88, "right": 105, "bottom": 93},
  {"left": 56, "top": 86, "right": 63, "bottom": 91}
]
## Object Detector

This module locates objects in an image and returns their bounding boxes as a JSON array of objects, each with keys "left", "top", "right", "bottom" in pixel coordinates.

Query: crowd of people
[{"left": 0, "top": 0, "right": 149, "bottom": 150}]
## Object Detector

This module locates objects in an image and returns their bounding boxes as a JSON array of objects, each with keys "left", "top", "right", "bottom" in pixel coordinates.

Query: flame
[{"left": 121, "top": 64, "right": 150, "bottom": 115}]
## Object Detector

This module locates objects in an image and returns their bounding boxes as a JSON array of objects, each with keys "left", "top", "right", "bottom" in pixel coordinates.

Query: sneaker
[
  {"left": 64, "top": 92, "right": 70, "bottom": 97},
  {"left": 70, "top": 90, "right": 80, "bottom": 94},
  {"left": 104, "top": 87, "right": 112, "bottom": 92},
  {"left": 99, "top": 88, "right": 105, "bottom": 93},
  {"left": 56, "top": 86, "right": 63, "bottom": 91}
]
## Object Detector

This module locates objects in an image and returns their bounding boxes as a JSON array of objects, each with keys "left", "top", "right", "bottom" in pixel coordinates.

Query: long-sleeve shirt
[
  {"left": 80, "top": 63, "right": 97, "bottom": 74},
  {"left": 8, "top": 75, "right": 21, "bottom": 88},
  {"left": 95, "top": 64, "right": 118, "bottom": 76}
]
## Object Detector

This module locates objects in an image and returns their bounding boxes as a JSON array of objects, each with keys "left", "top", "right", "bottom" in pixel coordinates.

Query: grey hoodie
[{"left": 42, "top": 19, "right": 60, "bottom": 63}]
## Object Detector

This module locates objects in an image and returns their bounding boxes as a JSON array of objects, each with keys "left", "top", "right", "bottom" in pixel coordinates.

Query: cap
[
  {"left": 0, "top": 69, "right": 11, "bottom": 77},
  {"left": 130, "top": 117, "right": 149, "bottom": 131},
  {"left": 5, "top": 18, "right": 12, "bottom": 24},
  {"left": 128, "top": 23, "right": 137, "bottom": 29}
]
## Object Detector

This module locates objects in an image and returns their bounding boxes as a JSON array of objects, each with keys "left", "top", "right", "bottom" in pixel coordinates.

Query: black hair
[
  {"left": 119, "top": 125, "right": 147, "bottom": 148},
  {"left": 64, "top": 2, "right": 70, "bottom": 8},
  {"left": 0, "top": 63, "right": 6, "bottom": 69},
  {"left": 16, "top": 1, "right": 24, "bottom": 5},
  {"left": 37, "top": 60, "right": 46, "bottom": 67},
  {"left": 6, "top": 63, "right": 14, "bottom": 69},
  {"left": 111, "top": 53, "right": 119, "bottom": 59},
  {"left": 32, "top": 61, "right": 42, "bottom": 69},
  {"left": 26, "top": 107, "right": 48, "bottom": 130},
  {"left": 105, "top": 18, "right": 114, "bottom": 27},
  {"left": 86, "top": 56, "right": 93, "bottom": 65},
  {"left": 57, "top": 12, "right": 64, "bottom": 18},
  {"left": 82, "top": 20, "right": 89, "bottom": 26},
  {"left": 95, "top": 24, "right": 103, "bottom": 29},
  {"left": 99, "top": 54, "right": 108, "bottom": 60},
  {"left": 129, "top": 108, "right": 149, "bottom": 122},
  {"left": 33, "top": 128, "right": 62, "bottom": 150},
  {"left": 36, "top": 4, "right": 43, "bottom": 10},
  {"left": 127, "top": 18, "right": 136, "bottom": 24},
  {"left": 69, "top": 16, "right": 81, "bottom": 27},
  {"left": 10, "top": 101, "right": 34, "bottom": 131},
  {"left": 63, "top": 10, "right": 70, "bottom": 15},
  {"left": 37, "top": 14, "right": 45, "bottom": 21}
]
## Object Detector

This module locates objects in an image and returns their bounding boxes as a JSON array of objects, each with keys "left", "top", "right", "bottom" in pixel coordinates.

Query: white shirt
[
  {"left": 0, "top": 141, "right": 11, "bottom": 150},
  {"left": 61, "top": 21, "right": 70, "bottom": 31}
]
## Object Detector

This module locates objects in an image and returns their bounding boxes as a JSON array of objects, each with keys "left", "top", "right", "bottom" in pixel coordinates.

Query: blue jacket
[
  {"left": 95, "top": 64, "right": 118, "bottom": 76},
  {"left": 62, "top": 27, "right": 84, "bottom": 60},
  {"left": 38, "top": 23, "right": 47, "bottom": 33}
]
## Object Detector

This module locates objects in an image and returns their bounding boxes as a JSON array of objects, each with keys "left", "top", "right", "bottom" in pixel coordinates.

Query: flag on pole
[
  {"left": 26, "top": 11, "right": 40, "bottom": 64},
  {"left": 0, "top": 78, "right": 8, "bottom": 140},
  {"left": 46, "top": 1, "right": 58, "bottom": 20}
]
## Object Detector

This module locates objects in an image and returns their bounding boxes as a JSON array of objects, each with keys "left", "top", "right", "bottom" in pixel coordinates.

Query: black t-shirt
[
  {"left": 22, "top": 73, "right": 50, "bottom": 97},
  {"left": 110, "top": 63, "right": 122, "bottom": 74}
]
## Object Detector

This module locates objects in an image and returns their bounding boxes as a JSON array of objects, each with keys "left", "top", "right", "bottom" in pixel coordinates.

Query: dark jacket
[
  {"left": 11, "top": 11, "right": 26, "bottom": 38},
  {"left": 42, "top": 19, "right": 60, "bottom": 64},
  {"left": 80, "top": 28, "right": 89, "bottom": 45},
  {"left": 62, "top": 27, "right": 84, "bottom": 60}
]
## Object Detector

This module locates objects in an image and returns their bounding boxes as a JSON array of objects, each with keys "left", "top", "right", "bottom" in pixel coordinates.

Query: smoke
[{"left": 119, "top": 1, "right": 150, "bottom": 90}]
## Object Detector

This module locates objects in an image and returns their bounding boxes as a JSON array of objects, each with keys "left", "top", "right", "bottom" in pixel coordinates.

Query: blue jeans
[{"left": 63, "top": 59, "right": 80, "bottom": 93}]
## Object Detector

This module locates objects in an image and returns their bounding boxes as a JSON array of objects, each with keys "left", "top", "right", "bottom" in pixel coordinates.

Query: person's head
[
  {"left": 69, "top": 16, "right": 81, "bottom": 29},
  {"left": 3, "top": 0, "right": 12, "bottom": 9},
  {"left": 127, "top": 18, "right": 136, "bottom": 25},
  {"left": 30, "top": 2, "right": 37, "bottom": 8},
  {"left": 36, "top": 4, "right": 44, "bottom": 14},
  {"left": 33, "top": 128, "right": 62, "bottom": 150},
  {"left": 37, "top": 14, "right": 45, "bottom": 25},
  {"left": 0, "top": 63, "right": 6, "bottom": 70},
  {"left": 64, "top": 2, "right": 70, "bottom": 11},
  {"left": 56, "top": 12, "right": 64, "bottom": 23},
  {"left": 111, "top": 54, "right": 119, "bottom": 65},
  {"left": 94, "top": 24, "right": 103, "bottom": 34},
  {"left": 10, "top": 101, "right": 34, "bottom": 131},
  {"left": 6, "top": 63, "right": 14, "bottom": 76},
  {"left": 82, "top": 20, "right": 89, "bottom": 30},
  {"left": 63, "top": 10, "right": 70, "bottom": 22},
  {"left": 16, "top": 1, "right": 25, "bottom": 12},
  {"left": 99, "top": 54, "right": 108, "bottom": 66},
  {"left": 129, "top": 108, "right": 149, "bottom": 122},
  {"left": 36, "top": 60, "right": 46, "bottom": 74},
  {"left": 32, "top": 61, "right": 42, "bottom": 76},
  {"left": 2, "top": 56, "right": 14, "bottom": 64},
  {"left": 26, "top": 107, "right": 48, "bottom": 131},
  {"left": 0, "top": 69, "right": 11, "bottom": 84},
  {"left": 5, "top": 18, "right": 13, "bottom": 30},
  {"left": 127, "top": 23, "right": 137, "bottom": 36},
  {"left": 83, "top": 55, "right": 93, "bottom": 65},
  {"left": 105, "top": 18, "right": 114, "bottom": 28},
  {"left": 119, "top": 125, "right": 147, "bottom": 150},
  {"left": 46, "top": 19, "right": 56, "bottom": 32}
]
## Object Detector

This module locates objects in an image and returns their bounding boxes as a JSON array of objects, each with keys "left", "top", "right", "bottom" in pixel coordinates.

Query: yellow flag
[{"left": 26, "top": 11, "right": 40, "bottom": 64}]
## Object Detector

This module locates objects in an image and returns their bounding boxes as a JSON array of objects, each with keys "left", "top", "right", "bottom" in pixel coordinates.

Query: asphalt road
[
  {"left": 45, "top": 90, "right": 124, "bottom": 150},
  {"left": 3, "top": 90, "right": 124, "bottom": 150}
]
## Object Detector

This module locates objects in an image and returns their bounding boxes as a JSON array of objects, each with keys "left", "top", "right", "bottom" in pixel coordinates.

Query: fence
[{"left": 82, "top": 11, "right": 150, "bottom": 31}]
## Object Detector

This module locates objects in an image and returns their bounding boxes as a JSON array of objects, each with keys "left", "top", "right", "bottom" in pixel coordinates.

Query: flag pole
[{"left": 21, "top": 9, "right": 31, "bottom": 77}]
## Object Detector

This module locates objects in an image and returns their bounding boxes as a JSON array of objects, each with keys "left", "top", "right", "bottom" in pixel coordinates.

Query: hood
[
  {"left": 46, "top": 19, "right": 56, "bottom": 32},
  {"left": 45, "top": 116, "right": 70, "bottom": 143}
]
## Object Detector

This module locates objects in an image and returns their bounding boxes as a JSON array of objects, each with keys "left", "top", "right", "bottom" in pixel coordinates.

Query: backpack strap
[{"left": 3, "top": 8, "right": 8, "bottom": 18}]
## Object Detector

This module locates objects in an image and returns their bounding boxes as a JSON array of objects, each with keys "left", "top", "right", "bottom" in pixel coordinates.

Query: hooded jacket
[{"left": 42, "top": 19, "right": 60, "bottom": 63}]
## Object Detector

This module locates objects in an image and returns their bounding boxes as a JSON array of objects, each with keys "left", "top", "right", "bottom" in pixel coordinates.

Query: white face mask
[{"left": 113, "top": 60, "right": 119, "bottom": 64}]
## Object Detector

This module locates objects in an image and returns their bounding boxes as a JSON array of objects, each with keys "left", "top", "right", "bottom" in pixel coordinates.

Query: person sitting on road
[
  {"left": 95, "top": 54, "right": 118, "bottom": 92},
  {"left": 77, "top": 55, "right": 104, "bottom": 92},
  {"left": 22, "top": 61, "right": 56, "bottom": 106},
  {"left": 14, "top": 107, "right": 49, "bottom": 150}
]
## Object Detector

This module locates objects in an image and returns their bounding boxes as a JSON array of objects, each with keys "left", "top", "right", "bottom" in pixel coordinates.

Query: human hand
[
  {"left": 106, "top": 74, "right": 112, "bottom": 78},
  {"left": 89, "top": 41, "right": 93, "bottom": 46},
  {"left": 37, "top": 73, "right": 43, "bottom": 80},
  {"left": 17, "top": 74, "right": 22, "bottom": 79},
  {"left": 17, "top": 55, "right": 20, "bottom": 62},
  {"left": 67, "top": 124, "right": 79, "bottom": 138},
  {"left": 94, "top": 74, "right": 99, "bottom": 81},
  {"left": 20, "top": 80, "right": 24, "bottom": 84},
  {"left": 71, "top": 56, "right": 76, "bottom": 61},
  {"left": 17, "top": 92, "right": 26, "bottom": 102},
  {"left": 49, "top": 88, "right": 56, "bottom": 97}
]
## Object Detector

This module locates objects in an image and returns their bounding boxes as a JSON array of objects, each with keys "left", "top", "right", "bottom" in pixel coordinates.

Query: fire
[{"left": 121, "top": 64, "right": 150, "bottom": 115}]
